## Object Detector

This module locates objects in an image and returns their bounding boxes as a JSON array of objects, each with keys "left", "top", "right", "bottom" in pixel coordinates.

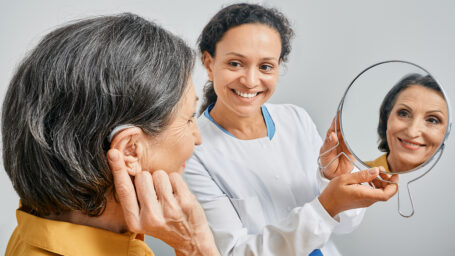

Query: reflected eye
[
  {"left": 397, "top": 109, "right": 409, "bottom": 117},
  {"left": 426, "top": 116, "right": 441, "bottom": 124}
]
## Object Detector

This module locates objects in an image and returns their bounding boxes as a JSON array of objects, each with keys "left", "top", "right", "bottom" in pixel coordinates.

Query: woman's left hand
[
  {"left": 319, "top": 113, "right": 356, "bottom": 180},
  {"left": 107, "top": 149, "right": 220, "bottom": 256}
]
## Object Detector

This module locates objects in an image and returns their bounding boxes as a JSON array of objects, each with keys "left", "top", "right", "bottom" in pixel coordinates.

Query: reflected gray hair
[{"left": 2, "top": 13, "right": 194, "bottom": 216}]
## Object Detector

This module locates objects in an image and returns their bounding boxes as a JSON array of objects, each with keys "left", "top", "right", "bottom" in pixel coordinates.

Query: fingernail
[
  {"left": 379, "top": 166, "right": 385, "bottom": 172},
  {"left": 108, "top": 150, "right": 119, "bottom": 161},
  {"left": 329, "top": 133, "right": 333, "bottom": 142},
  {"left": 369, "top": 168, "right": 378, "bottom": 175}
]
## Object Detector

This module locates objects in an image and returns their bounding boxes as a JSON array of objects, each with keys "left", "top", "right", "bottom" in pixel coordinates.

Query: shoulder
[
  {"left": 192, "top": 113, "right": 229, "bottom": 159},
  {"left": 366, "top": 153, "right": 390, "bottom": 172},
  {"left": 265, "top": 103, "right": 316, "bottom": 128},
  {"left": 266, "top": 103, "right": 312, "bottom": 118},
  {"left": 195, "top": 112, "right": 220, "bottom": 143},
  {"left": 196, "top": 111, "right": 212, "bottom": 132}
]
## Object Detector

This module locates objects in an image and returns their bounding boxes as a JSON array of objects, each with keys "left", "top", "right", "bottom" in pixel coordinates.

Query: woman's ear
[
  {"left": 202, "top": 51, "right": 214, "bottom": 81},
  {"left": 109, "top": 127, "right": 144, "bottom": 176}
]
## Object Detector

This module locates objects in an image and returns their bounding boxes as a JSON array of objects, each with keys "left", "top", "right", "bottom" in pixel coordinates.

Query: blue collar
[{"left": 203, "top": 103, "right": 275, "bottom": 140}]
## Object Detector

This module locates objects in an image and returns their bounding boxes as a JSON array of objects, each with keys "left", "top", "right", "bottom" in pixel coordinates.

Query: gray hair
[{"left": 2, "top": 13, "right": 194, "bottom": 216}]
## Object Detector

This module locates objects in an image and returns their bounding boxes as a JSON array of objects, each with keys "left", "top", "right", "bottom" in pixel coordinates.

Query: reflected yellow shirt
[
  {"left": 6, "top": 210, "right": 154, "bottom": 256},
  {"left": 365, "top": 154, "right": 390, "bottom": 172}
]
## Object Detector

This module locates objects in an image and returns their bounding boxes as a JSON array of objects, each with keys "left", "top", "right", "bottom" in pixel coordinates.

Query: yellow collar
[
  {"left": 13, "top": 210, "right": 153, "bottom": 255},
  {"left": 365, "top": 154, "right": 390, "bottom": 172}
]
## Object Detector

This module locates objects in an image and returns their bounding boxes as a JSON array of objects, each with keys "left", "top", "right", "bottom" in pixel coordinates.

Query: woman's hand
[
  {"left": 318, "top": 167, "right": 398, "bottom": 217},
  {"left": 107, "top": 149, "right": 220, "bottom": 256},
  {"left": 319, "top": 113, "right": 355, "bottom": 180}
]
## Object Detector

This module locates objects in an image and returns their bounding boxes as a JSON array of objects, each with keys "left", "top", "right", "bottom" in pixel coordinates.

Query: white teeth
[
  {"left": 400, "top": 139, "right": 422, "bottom": 147},
  {"left": 234, "top": 90, "right": 258, "bottom": 98}
]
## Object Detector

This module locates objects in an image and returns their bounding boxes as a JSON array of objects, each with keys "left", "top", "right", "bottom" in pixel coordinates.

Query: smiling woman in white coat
[{"left": 183, "top": 3, "right": 398, "bottom": 256}]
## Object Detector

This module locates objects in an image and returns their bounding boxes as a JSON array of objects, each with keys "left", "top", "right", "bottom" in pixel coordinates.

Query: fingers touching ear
[{"left": 110, "top": 127, "right": 144, "bottom": 176}]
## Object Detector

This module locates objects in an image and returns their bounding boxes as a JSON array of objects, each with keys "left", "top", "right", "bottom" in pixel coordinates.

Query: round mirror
[{"left": 338, "top": 60, "right": 452, "bottom": 217}]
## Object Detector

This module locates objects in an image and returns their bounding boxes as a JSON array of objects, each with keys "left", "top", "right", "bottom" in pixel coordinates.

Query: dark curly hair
[
  {"left": 198, "top": 3, "right": 294, "bottom": 114},
  {"left": 377, "top": 74, "right": 443, "bottom": 152}
]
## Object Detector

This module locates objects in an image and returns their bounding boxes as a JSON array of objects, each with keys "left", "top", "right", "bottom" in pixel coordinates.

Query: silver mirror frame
[
  {"left": 339, "top": 60, "right": 452, "bottom": 175},
  {"left": 319, "top": 60, "right": 452, "bottom": 217}
]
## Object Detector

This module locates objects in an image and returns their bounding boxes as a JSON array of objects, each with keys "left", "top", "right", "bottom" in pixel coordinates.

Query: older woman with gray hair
[
  {"left": 3, "top": 13, "right": 219, "bottom": 256},
  {"left": 366, "top": 74, "right": 448, "bottom": 172}
]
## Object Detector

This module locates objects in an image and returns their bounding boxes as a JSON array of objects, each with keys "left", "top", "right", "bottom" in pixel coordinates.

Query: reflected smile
[{"left": 398, "top": 138, "right": 426, "bottom": 150}]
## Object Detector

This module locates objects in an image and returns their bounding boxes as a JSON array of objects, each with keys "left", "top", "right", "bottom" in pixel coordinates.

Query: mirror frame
[{"left": 338, "top": 60, "right": 452, "bottom": 175}]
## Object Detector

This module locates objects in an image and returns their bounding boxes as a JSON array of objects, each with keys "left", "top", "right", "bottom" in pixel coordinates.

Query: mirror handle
[
  {"left": 397, "top": 144, "right": 445, "bottom": 217},
  {"left": 397, "top": 180, "right": 415, "bottom": 218}
]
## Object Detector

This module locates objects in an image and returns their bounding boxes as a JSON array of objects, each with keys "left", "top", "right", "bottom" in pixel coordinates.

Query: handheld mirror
[{"left": 326, "top": 60, "right": 452, "bottom": 217}]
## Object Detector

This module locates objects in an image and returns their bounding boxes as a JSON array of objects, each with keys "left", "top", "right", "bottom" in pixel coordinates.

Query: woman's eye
[
  {"left": 228, "top": 61, "right": 241, "bottom": 67},
  {"left": 397, "top": 109, "right": 409, "bottom": 117},
  {"left": 426, "top": 116, "right": 441, "bottom": 124},
  {"left": 260, "top": 64, "right": 273, "bottom": 72},
  {"left": 188, "top": 113, "right": 196, "bottom": 124}
]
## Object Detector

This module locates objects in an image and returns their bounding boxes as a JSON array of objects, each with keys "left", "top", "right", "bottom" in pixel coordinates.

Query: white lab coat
[{"left": 183, "top": 103, "right": 365, "bottom": 256}]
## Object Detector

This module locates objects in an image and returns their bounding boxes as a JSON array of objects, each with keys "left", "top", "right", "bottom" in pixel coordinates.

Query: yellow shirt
[
  {"left": 365, "top": 154, "right": 390, "bottom": 172},
  {"left": 6, "top": 210, "right": 154, "bottom": 256}
]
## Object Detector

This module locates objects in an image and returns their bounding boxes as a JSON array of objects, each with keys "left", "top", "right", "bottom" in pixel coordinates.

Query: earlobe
[
  {"left": 202, "top": 51, "right": 214, "bottom": 81},
  {"left": 109, "top": 127, "right": 143, "bottom": 176}
]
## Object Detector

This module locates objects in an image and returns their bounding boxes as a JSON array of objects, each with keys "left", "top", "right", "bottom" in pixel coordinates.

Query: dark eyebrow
[
  {"left": 225, "top": 52, "right": 245, "bottom": 58},
  {"left": 225, "top": 52, "right": 278, "bottom": 62},
  {"left": 397, "top": 103, "right": 446, "bottom": 115},
  {"left": 426, "top": 110, "right": 445, "bottom": 115},
  {"left": 397, "top": 103, "right": 411, "bottom": 110}
]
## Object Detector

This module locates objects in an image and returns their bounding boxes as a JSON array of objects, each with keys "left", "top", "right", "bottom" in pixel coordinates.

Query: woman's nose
[
  {"left": 406, "top": 119, "right": 424, "bottom": 137},
  {"left": 240, "top": 67, "right": 259, "bottom": 88}
]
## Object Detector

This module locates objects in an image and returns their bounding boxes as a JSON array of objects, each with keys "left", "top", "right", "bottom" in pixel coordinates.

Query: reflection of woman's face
[
  {"left": 386, "top": 85, "right": 448, "bottom": 171},
  {"left": 204, "top": 23, "right": 281, "bottom": 117},
  {"left": 141, "top": 81, "right": 201, "bottom": 174}
]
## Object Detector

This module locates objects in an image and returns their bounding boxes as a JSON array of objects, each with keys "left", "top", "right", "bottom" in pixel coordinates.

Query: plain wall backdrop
[{"left": 1, "top": 0, "right": 454, "bottom": 255}]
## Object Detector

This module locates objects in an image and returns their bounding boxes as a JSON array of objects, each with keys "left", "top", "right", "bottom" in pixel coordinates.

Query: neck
[
  {"left": 210, "top": 101, "right": 267, "bottom": 140},
  {"left": 46, "top": 195, "right": 128, "bottom": 234},
  {"left": 387, "top": 153, "right": 413, "bottom": 172}
]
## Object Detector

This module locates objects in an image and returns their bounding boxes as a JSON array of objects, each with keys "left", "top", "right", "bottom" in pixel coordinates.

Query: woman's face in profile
[
  {"left": 386, "top": 85, "right": 448, "bottom": 171},
  {"left": 141, "top": 80, "right": 201, "bottom": 174}
]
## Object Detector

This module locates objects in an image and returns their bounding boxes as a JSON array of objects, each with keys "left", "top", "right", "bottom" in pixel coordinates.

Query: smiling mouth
[
  {"left": 232, "top": 89, "right": 261, "bottom": 98},
  {"left": 398, "top": 138, "right": 426, "bottom": 150}
]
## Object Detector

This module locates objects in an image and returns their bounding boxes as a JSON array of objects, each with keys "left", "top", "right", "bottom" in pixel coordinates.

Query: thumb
[
  {"left": 320, "top": 132, "right": 338, "bottom": 156},
  {"left": 321, "top": 116, "right": 336, "bottom": 153},
  {"left": 345, "top": 168, "right": 379, "bottom": 184}
]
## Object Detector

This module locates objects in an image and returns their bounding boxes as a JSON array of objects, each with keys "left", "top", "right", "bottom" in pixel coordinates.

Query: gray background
[{"left": 1, "top": 0, "right": 454, "bottom": 255}]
